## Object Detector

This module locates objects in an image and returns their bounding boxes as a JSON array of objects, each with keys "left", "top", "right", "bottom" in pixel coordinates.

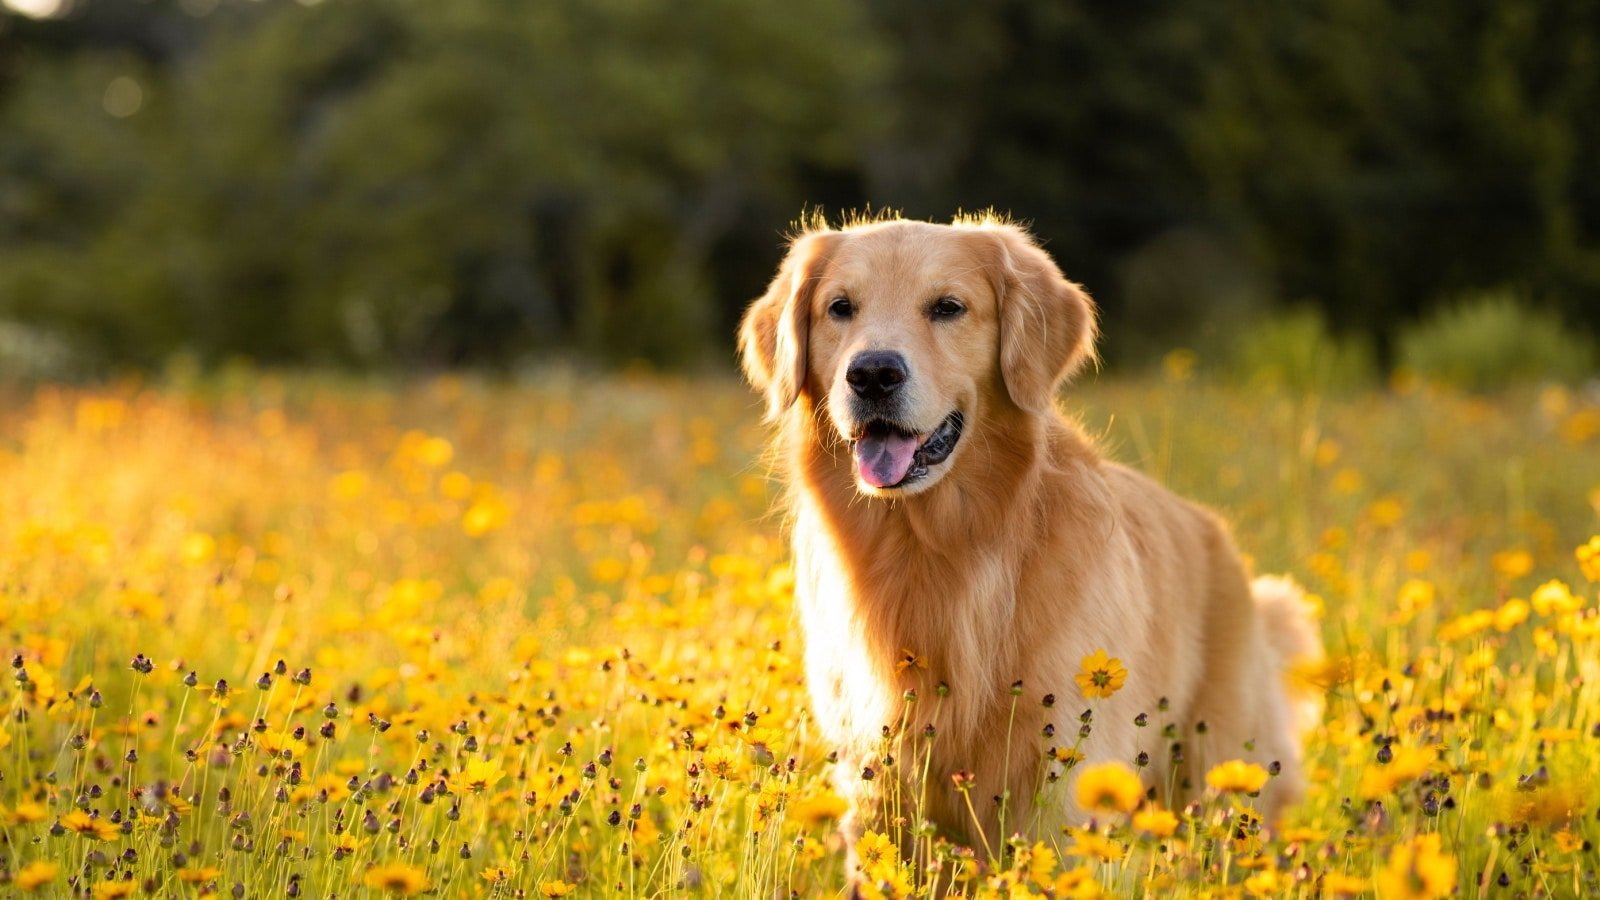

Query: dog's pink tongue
[{"left": 855, "top": 431, "right": 918, "bottom": 488}]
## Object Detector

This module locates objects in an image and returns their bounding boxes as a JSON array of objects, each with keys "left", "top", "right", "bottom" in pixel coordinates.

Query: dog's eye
[
  {"left": 929, "top": 297, "right": 966, "bottom": 320},
  {"left": 828, "top": 297, "right": 854, "bottom": 320}
]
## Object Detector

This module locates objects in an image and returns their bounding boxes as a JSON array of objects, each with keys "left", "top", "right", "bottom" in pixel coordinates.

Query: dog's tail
[{"left": 1251, "top": 575, "right": 1325, "bottom": 737}]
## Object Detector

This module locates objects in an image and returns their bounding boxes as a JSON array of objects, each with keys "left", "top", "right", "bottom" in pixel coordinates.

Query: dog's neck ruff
[{"left": 784, "top": 403, "right": 1061, "bottom": 742}]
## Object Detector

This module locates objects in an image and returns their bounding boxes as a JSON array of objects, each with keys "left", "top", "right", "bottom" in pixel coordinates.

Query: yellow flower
[
  {"left": 1331, "top": 467, "right": 1364, "bottom": 494},
  {"left": 362, "top": 863, "right": 431, "bottom": 895},
  {"left": 1554, "top": 829, "right": 1585, "bottom": 853},
  {"left": 894, "top": 648, "right": 927, "bottom": 675},
  {"left": 702, "top": 746, "right": 741, "bottom": 780},
  {"left": 257, "top": 730, "right": 307, "bottom": 760},
  {"left": 1245, "top": 870, "right": 1285, "bottom": 896},
  {"left": 539, "top": 881, "right": 576, "bottom": 898},
  {"left": 1053, "top": 864, "right": 1102, "bottom": 897},
  {"left": 1023, "top": 841, "right": 1058, "bottom": 886},
  {"left": 1367, "top": 497, "right": 1404, "bottom": 527},
  {"left": 481, "top": 867, "right": 515, "bottom": 883},
  {"left": 1322, "top": 872, "right": 1368, "bottom": 896},
  {"left": 797, "top": 836, "right": 827, "bottom": 863},
  {"left": 1533, "top": 626, "right": 1560, "bottom": 658},
  {"left": 8, "top": 801, "right": 48, "bottom": 824},
  {"left": 328, "top": 469, "right": 370, "bottom": 501},
  {"left": 15, "top": 861, "right": 58, "bottom": 891},
  {"left": 741, "top": 724, "right": 785, "bottom": 759},
  {"left": 180, "top": 531, "right": 216, "bottom": 564},
  {"left": 1051, "top": 746, "right": 1085, "bottom": 766},
  {"left": 1505, "top": 781, "right": 1584, "bottom": 828},
  {"left": 856, "top": 830, "right": 899, "bottom": 878},
  {"left": 1357, "top": 743, "right": 1435, "bottom": 800},
  {"left": 1376, "top": 833, "right": 1456, "bottom": 900},
  {"left": 1065, "top": 826, "right": 1124, "bottom": 863},
  {"left": 1577, "top": 536, "right": 1600, "bottom": 582},
  {"left": 413, "top": 434, "right": 454, "bottom": 468},
  {"left": 1205, "top": 760, "right": 1270, "bottom": 795},
  {"left": 1492, "top": 549, "right": 1534, "bottom": 580},
  {"left": 1531, "top": 580, "right": 1582, "bottom": 616},
  {"left": 857, "top": 864, "right": 916, "bottom": 900},
  {"left": 92, "top": 882, "right": 137, "bottom": 899},
  {"left": 1494, "top": 598, "right": 1530, "bottom": 631},
  {"left": 59, "top": 809, "right": 121, "bottom": 841},
  {"left": 1074, "top": 761, "right": 1143, "bottom": 814},
  {"left": 752, "top": 779, "right": 790, "bottom": 829},
  {"left": 1437, "top": 609, "right": 1493, "bottom": 642},
  {"left": 463, "top": 495, "right": 511, "bottom": 536},
  {"left": 463, "top": 756, "right": 506, "bottom": 794},
  {"left": 1075, "top": 649, "right": 1128, "bottom": 700},
  {"left": 1131, "top": 806, "right": 1179, "bottom": 838},
  {"left": 178, "top": 866, "right": 222, "bottom": 883},
  {"left": 1390, "top": 579, "right": 1435, "bottom": 625}
]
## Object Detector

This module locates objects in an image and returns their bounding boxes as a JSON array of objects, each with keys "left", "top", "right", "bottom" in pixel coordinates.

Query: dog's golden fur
[{"left": 739, "top": 215, "right": 1320, "bottom": 853}]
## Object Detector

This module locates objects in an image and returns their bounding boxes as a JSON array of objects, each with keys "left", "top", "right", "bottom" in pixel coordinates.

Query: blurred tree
[
  {"left": 0, "top": 0, "right": 1596, "bottom": 373},
  {"left": 1181, "top": 0, "right": 1600, "bottom": 348},
  {"left": 0, "top": 0, "right": 887, "bottom": 368},
  {"left": 859, "top": 0, "right": 1600, "bottom": 362}
]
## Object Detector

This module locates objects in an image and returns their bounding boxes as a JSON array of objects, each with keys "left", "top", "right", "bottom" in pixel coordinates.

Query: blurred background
[{"left": 1, "top": 0, "right": 1597, "bottom": 385}]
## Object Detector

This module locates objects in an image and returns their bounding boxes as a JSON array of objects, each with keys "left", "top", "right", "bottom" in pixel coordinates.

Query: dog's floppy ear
[
  {"left": 986, "top": 225, "right": 1098, "bottom": 415},
  {"left": 739, "top": 231, "right": 836, "bottom": 420}
]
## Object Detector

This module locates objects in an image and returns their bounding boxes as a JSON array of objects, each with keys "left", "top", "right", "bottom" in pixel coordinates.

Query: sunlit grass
[{"left": 1, "top": 368, "right": 1597, "bottom": 897}]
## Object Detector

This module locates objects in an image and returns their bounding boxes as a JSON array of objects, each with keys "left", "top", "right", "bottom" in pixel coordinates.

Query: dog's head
[{"left": 740, "top": 218, "right": 1097, "bottom": 497}]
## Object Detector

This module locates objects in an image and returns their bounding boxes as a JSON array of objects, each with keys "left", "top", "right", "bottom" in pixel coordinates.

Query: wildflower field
[{"left": 2, "top": 369, "right": 1599, "bottom": 898}]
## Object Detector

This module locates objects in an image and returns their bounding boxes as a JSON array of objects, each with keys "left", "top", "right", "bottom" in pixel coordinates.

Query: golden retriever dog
[{"left": 738, "top": 214, "right": 1321, "bottom": 863}]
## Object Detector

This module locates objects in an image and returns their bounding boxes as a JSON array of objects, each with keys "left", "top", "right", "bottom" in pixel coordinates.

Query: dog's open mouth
[{"left": 850, "top": 411, "right": 964, "bottom": 489}]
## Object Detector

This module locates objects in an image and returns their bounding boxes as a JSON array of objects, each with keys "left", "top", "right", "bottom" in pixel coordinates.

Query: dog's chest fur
[
  {"left": 791, "top": 497, "right": 1021, "bottom": 752},
  {"left": 779, "top": 415, "right": 1217, "bottom": 842}
]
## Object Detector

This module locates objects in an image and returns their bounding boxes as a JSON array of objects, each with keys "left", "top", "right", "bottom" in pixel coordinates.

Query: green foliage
[
  {"left": 1224, "top": 307, "right": 1377, "bottom": 393},
  {"left": 0, "top": 0, "right": 887, "bottom": 369},
  {"left": 2, "top": 0, "right": 1599, "bottom": 371},
  {"left": 858, "top": 0, "right": 1600, "bottom": 359},
  {"left": 1397, "top": 292, "right": 1597, "bottom": 391}
]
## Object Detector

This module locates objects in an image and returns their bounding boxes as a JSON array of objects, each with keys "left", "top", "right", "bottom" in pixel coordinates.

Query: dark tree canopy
[{"left": 1, "top": 0, "right": 1596, "bottom": 371}]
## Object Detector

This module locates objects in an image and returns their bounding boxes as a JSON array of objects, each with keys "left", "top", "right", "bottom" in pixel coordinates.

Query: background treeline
[{"left": 1, "top": 0, "right": 1597, "bottom": 378}]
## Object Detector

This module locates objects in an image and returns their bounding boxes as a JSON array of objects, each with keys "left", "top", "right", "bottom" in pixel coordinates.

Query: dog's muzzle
[{"left": 851, "top": 411, "right": 964, "bottom": 489}]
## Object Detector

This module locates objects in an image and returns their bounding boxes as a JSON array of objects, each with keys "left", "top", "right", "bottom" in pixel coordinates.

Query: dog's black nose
[{"left": 846, "top": 351, "right": 908, "bottom": 401}]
